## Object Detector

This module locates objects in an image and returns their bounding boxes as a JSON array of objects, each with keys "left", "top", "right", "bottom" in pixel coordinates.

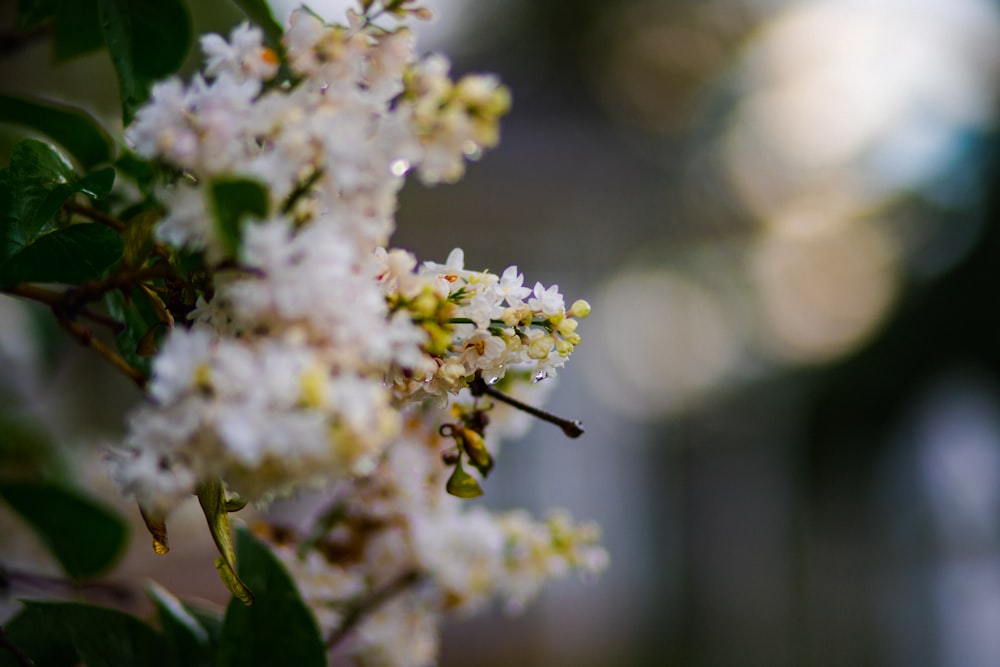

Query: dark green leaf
[
  {"left": 0, "top": 604, "right": 77, "bottom": 667},
  {"left": 20, "top": 601, "right": 168, "bottom": 667},
  {"left": 115, "top": 149, "right": 156, "bottom": 192},
  {"left": 0, "top": 94, "right": 114, "bottom": 169},
  {"left": 98, "top": 0, "right": 192, "bottom": 124},
  {"left": 209, "top": 178, "right": 269, "bottom": 256},
  {"left": 232, "top": 0, "right": 284, "bottom": 48},
  {"left": 0, "top": 140, "right": 115, "bottom": 263},
  {"left": 16, "top": 0, "right": 54, "bottom": 29},
  {"left": 105, "top": 285, "right": 159, "bottom": 376},
  {"left": 148, "top": 581, "right": 215, "bottom": 667},
  {"left": 0, "top": 481, "right": 128, "bottom": 580},
  {"left": 78, "top": 167, "right": 115, "bottom": 199},
  {"left": 217, "top": 527, "right": 326, "bottom": 667},
  {"left": 0, "top": 223, "right": 124, "bottom": 288},
  {"left": 184, "top": 602, "right": 223, "bottom": 647},
  {"left": 0, "top": 415, "right": 67, "bottom": 482},
  {"left": 53, "top": 0, "right": 104, "bottom": 61}
]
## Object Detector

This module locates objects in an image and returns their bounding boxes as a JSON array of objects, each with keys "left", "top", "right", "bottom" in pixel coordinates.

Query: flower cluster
[
  {"left": 269, "top": 406, "right": 607, "bottom": 665},
  {"left": 108, "top": 3, "right": 605, "bottom": 662}
]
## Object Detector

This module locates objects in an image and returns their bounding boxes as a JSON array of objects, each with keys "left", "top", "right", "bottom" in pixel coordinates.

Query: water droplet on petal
[
  {"left": 486, "top": 375, "right": 500, "bottom": 385},
  {"left": 533, "top": 370, "right": 548, "bottom": 383},
  {"left": 390, "top": 158, "right": 410, "bottom": 177},
  {"left": 462, "top": 141, "right": 482, "bottom": 160}
]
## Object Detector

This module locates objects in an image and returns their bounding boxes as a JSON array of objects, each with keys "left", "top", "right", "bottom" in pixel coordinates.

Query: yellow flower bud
[{"left": 570, "top": 300, "right": 591, "bottom": 318}]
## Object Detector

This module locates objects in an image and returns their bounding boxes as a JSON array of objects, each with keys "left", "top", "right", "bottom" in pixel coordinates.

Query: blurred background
[{"left": 4, "top": 0, "right": 1000, "bottom": 664}]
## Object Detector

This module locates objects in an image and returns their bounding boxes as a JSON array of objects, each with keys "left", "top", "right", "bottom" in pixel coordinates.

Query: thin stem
[
  {"left": 325, "top": 570, "right": 422, "bottom": 649},
  {"left": 4, "top": 284, "right": 123, "bottom": 332},
  {"left": 57, "top": 316, "right": 147, "bottom": 389},
  {"left": 69, "top": 202, "right": 125, "bottom": 232},
  {"left": 470, "top": 376, "right": 584, "bottom": 438},
  {"left": 1, "top": 565, "right": 135, "bottom": 605},
  {"left": 281, "top": 168, "right": 324, "bottom": 216}
]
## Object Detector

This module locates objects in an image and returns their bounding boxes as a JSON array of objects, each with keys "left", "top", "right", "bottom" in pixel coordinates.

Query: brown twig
[
  {"left": 469, "top": 376, "right": 584, "bottom": 438},
  {"left": 4, "top": 284, "right": 122, "bottom": 332},
  {"left": 325, "top": 570, "right": 423, "bottom": 649},
  {"left": 56, "top": 315, "right": 147, "bottom": 389},
  {"left": 69, "top": 202, "right": 125, "bottom": 233}
]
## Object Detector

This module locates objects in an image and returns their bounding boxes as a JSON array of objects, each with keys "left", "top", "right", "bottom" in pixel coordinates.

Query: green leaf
[
  {"left": 0, "top": 223, "right": 124, "bottom": 288},
  {"left": 209, "top": 178, "right": 269, "bottom": 256},
  {"left": 0, "top": 415, "right": 67, "bottom": 482},
  {"left": 232, "top": 0, "right": 284, "bottom": 48},
  {"left": 197, "top": 479, "right": 254, "bottom": 606},
  {"left": 78, "top": 167, "right": 115, "bottom": 199},
  {"left": 0, "top": 481, "right": 129, "bottom": 580},
  {"left": 20, "top": 601, "right": 169, "bottom": 667},
  {"left": 147, "top": 581, "right": 215, "bottom": 667},
  {"left": 53, "top": 0, "right": 104, "bottom": 61},
  {"left": 184, "top": 602, "right": 223, "bottom": 647},
  {"left": 0, "top": 140, "right": 115, "bottom": 263},
  {"left": 115, "top": 149, "right": 157, "bottom": 193},
  {"left": 0, "top": 603, "right": 77, "bottom": 667},
  {"left": 105, "top": 285, "right": 159, "bottom": 376},
  {"left": 16, "top": 0, "right": 54, "bottom": 29},
  {"left": 98, "top": 0, "right": 192, "bottom": 124},
  {"left": 217, "top": 527, "right": 326, "bottom": 667},
  {"left": 0, "top": 94, "right": 114, "bottom": 169}
]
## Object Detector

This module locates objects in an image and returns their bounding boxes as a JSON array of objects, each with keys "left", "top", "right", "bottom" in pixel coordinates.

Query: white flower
[
  {"left": 201, "top": 22, "right": 278, "bottom": 82},
  {"left": 528, "top": 282, "right": 565, "bottom": 317},
  {"left": 496, "top": 265, "right": 531, "bottom": 306}
]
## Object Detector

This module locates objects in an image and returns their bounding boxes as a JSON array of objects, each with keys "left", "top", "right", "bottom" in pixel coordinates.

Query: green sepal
[
  {"left": 197, "top": 479, "right": 254, "bottom": 606},
  {"left": 458, "top": 428, "right": 493, "bottom": 478},
  {"left": 446, "top": 459, "right": 484, "bottom": 499}
]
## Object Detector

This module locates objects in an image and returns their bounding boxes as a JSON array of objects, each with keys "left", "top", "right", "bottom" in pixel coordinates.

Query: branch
[
  {"left": 469, "top": 376, "right": 584, "bottom": 438},
  {"left": 4, "top": 284, "right": 122, "bottom": 332},
  {"left": 57, "top": 315, "right": 147, "bottom": 389},
  {"left": 325, "top": 570, "right": 423, "bottom": 649}
]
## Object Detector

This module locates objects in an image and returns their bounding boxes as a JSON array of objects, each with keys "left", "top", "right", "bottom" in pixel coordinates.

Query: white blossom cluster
[
  {"left": 270, "top": 396, "right": 607, "bottom": 666},
  {"left": 107, "top": 3, "right": 605, "bottom": 661}
]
